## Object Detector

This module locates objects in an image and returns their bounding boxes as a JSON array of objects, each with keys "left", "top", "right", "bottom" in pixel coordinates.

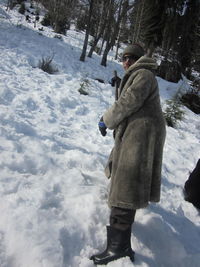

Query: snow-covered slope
[{"left": 0, "top": 3, "right": 199, "bottom": 267}]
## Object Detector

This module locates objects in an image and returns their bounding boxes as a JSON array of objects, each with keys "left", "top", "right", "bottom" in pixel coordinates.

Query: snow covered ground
[{"left": 0, "top": 2, "right": 200, "bottom": 267}]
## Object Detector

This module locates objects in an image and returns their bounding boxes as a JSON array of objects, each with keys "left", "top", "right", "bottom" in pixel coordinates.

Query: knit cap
[{"left": 122, "top": 44, "right": 145, "bottom": 58}]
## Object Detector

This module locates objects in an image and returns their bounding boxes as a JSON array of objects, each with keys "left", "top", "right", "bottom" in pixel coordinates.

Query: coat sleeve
[{"left": 103, "top": 69, "right": 153, "bottom": 129}]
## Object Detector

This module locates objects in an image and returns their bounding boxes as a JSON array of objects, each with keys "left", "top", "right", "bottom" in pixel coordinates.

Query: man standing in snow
[{"left": 90, "top": 44, "right": 166, "bottom": 265}]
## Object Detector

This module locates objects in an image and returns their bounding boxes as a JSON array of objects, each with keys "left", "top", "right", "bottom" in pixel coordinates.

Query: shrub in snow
[
  {"left": 163, "top": 99, "right": 184, "bottom": 128},
  {"left": 54, "top": 34, "right": 63, "bottom": 41},
  {"left": 41, "top": 12, "right": 68, "bottom": 35},
  {"left": 180, "top": 93, "right": 200, "bottom": 114},
  {"left": 78, "top": 79, "right": 90, "bottom": 95},
  {"left": 38, "top": 56, "right": 58, "bottom": 74},
  {"left": 54, "top": 19, "right": 69, "bottom": 35},
  {"left": 41, "top": 13, "right": 51, "bottom": 27},
  {"left": 180, "top": 82, "right": 200, "bottom": 114},
  {"left": 18, "top": 2, "right": 25, "bottom": 14}
]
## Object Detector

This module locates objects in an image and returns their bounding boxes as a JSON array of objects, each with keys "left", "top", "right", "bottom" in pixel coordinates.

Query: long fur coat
[{"left": 103, "top": 56, "right": 166, "bottom": 210}]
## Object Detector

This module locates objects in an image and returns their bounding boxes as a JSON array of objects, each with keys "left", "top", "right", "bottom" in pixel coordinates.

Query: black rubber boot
[{"left": 90, "top": 226, "right": 135, "bottom": 265}]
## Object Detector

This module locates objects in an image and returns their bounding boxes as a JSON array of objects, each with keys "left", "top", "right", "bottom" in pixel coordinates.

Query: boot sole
[{"left": 93, "top": 252, "right": 135, "bottom": 265}]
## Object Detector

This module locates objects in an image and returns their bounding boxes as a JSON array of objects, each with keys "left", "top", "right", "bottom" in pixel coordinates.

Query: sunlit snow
[{"left": 0, "top": 2, "right": 200, "bottom": 267}]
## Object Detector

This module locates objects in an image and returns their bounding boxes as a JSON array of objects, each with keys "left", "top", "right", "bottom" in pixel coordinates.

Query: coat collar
[
  {"left": 125, "top": 56, "right": 158, "bottom": 75},
  {"left": 118, "top": 56, "right": 158, "bottom": 97}
]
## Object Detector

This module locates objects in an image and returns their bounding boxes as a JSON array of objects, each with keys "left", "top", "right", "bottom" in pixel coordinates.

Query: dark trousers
[{"left": 110, "top": 207, "right": 136, "bottom": 231}]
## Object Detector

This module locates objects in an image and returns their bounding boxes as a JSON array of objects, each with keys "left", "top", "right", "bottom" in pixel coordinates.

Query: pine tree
[
  {"left": 193, "top": 15, "right": 200, "bottom": 72},
  {"left": 158, "top": 0, "right": 200, "bottom": 81},
  {"left": 177, "top": 0, "right": 200, "bottom": 77},
  {"left": 140, "top": 0, "right": 166, "bottom": 56},
  {"left": 131, "top": 0, "right": 145, "bottom": 44}
]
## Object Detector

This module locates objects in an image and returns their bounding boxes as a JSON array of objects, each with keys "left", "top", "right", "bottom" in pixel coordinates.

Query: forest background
[{"left": 7, "top": 0, "right": 200, "bottom": 85}]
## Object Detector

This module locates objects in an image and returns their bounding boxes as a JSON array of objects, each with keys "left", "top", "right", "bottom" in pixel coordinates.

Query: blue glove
[{"left": 98, "top": 117, "right": 107, "bottom": 136}]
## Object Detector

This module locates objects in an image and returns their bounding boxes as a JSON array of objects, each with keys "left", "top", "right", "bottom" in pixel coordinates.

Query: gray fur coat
[{"left": 103, "top": 56, "right": 166, "bottom": 210}]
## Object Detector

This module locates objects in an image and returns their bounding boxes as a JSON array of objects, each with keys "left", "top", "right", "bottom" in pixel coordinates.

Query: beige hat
[{"left": 122, "top": 43, "right": 145, "bottom": 58}]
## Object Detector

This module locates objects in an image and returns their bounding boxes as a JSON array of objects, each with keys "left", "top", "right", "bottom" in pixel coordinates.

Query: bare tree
[
  {"left": 131, "top": 0, "right": 145, "bottom": 44},
  {"left": 115, "top": 0, "right": 134, "bottom": 59},
  {"left": 87, "top": 0, "right": 110, "bottom": 58},
  {"left": 101, "top": 0, "right": 130, "bottom": 66},
  {"left": 79, "top": 0, "right": 94, "bottom": 61}
]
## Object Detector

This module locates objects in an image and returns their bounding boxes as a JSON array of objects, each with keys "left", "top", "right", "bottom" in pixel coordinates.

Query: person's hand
[
  {"left": 109, "top": 76, "right": 121, "bottom": 87},
  {"left": 98, "top": 117, "right": 107, "bottom": 137}
]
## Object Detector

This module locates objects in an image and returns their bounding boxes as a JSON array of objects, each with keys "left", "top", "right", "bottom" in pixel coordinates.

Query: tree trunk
[
  {"left": 88, "top": 0, "right": 109, "bottom": 58},
  {"left": 101, "top": 42, "right": 112, "bottom": 66},
  {"left": 115, "top": 33, "right": 120, "bottom": 60},
  {"left": 88, "top": 36, "right": 101, "bottom": 57},
  {"left": 98, "top": 37, "right": 105, "bottom": 55},
  {"left": 132, "top": 0, "right": 145, "bottom": 43},
  {"left": 101, "top": 0, "right": 124, "bottom": 66},
  {"left": 80, "top": 0, "right": 94, "bottom": 62}
]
